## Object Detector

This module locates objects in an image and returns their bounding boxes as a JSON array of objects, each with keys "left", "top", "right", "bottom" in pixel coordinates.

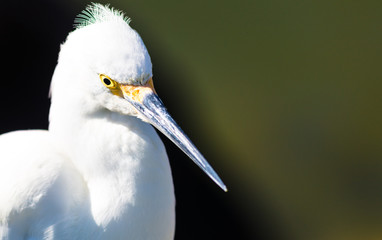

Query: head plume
[{"left": 74, "top": 3, "right": 131, "bottom": 29}]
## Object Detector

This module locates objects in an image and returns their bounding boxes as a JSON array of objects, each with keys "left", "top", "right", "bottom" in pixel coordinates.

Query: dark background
[{"left": 1, "top": 0, "right": 382, "bottom": 239}]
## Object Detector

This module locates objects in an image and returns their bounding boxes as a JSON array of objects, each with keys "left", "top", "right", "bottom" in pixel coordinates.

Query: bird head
[{"left": 51, "top": 3, "right": 226, "bottom": 191}]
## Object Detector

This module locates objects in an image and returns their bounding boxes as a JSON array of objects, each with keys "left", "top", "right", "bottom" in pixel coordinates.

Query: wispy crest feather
[{"left": 74, "top": 3, "right": 131, "bottom": 29}]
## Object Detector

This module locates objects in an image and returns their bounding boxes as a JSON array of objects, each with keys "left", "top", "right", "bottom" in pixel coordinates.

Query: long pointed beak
[{"left": 120, "top": 79, "right": 227, "bottom": 191}]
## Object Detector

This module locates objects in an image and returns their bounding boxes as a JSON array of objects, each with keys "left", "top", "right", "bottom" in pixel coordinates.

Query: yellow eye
[{"left": 99, "top": 74, "right": 118, "bottom": 89}]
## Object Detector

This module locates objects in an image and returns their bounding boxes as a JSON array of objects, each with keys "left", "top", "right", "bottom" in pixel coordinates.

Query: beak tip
[
  {"left": 213, "top": 176, "right": 228, "bottom": 192},
  {"left": 205, "top": 165, "right": 227, "bottom": 192}
]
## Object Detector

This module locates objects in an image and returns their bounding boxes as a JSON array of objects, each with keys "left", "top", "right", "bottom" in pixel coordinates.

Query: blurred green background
[{"left": 2, "top": 0, "right": 382, "bottom": 239}]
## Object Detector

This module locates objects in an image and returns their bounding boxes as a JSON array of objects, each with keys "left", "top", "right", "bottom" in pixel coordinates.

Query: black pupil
[{"left": 103, "top": 78, "right": 111, "bottom": 86}]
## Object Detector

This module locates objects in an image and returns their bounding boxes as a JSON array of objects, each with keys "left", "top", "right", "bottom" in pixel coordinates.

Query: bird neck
[{"left": 49, "top": 95, "right": 174, "bottom": 230}]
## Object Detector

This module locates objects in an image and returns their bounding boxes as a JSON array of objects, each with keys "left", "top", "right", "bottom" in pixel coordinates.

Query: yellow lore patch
[{"left": 120, "top": 78, "right": 156, "bottom": 103}]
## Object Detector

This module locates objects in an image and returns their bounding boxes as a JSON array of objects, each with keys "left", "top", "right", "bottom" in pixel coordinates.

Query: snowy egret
[{"left": 0, "top": 4, "right": 226, "bottom": 239}]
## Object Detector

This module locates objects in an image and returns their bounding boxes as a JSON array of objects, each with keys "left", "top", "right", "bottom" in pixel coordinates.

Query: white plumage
[{"left": 0, "top": 4, "right": 225, "bottom": 239}]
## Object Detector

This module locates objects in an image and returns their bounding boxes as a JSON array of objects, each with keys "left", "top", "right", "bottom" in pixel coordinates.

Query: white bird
[{"left": 0, "top": 4, "right": 226, "bottom": 240}]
